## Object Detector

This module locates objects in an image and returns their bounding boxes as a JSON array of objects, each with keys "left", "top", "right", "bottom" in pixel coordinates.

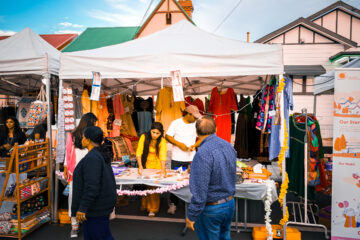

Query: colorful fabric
[
  {"left": 97, "top": 94, "right": 109, "bottom": 136},
  {"left": 110, "top": 94, "right": 125, "bottom": 137},
  {"left": 256, "top": 85, "right": 275, "bottom": 133},
  {"left": 81, "top": 89, "right": 91, "bottom": 114}
]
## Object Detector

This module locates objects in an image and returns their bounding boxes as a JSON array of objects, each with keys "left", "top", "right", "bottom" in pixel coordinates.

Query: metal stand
[
  {"left": 181, "top": 202, "right": 188, "bottom": 236},
  {"left": 283, "top": 108, "right": 329, "bottom": 239}
]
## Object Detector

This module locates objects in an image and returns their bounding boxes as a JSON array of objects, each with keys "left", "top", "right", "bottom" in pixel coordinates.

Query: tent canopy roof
[
  {"left": 0, "top": 28, "right": 60, "bottom": 95},
  {"left": 60, "top": 20, "right": 284, "bottom": 95},
  {"left": 314, "top": 58, "right": 360, "bottom": 95}
]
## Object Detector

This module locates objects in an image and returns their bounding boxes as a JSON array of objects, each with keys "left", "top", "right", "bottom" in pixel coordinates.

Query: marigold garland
[
  {"left": 276, "top": 78, "right": 290, "bottom": 226},
  {"left": 264, "top": 180, "right": 274, "bottom": 240}
]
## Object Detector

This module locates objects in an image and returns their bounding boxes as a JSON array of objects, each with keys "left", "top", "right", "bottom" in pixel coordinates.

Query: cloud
[
  {"left": 88, "top": 0, "right": 155, "bottom": 26},
  {"left": 59, "top": 22, "right": 84, "bottom": 28},
  {"left": 55, "top": 29, "right": 83, "bottom": 35},
  {"left": 0, "top": 30, "right": 16, "bottom": 36}
]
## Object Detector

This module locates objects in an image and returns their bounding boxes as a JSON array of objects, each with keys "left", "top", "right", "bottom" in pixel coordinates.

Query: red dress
[
  {"left": 185, "top": 96, "right": 205, "bottom": 114},
  {"left": 209, "top": 87, "right": 238, "bottom": 142}
]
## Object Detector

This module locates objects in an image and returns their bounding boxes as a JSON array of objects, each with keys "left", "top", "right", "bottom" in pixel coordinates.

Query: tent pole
[
  {"left": 45, "top": 75, "right": 55, "bottom": 222},
  {"left": 313, "top": 94, "right": 317, "bottom": 116}
]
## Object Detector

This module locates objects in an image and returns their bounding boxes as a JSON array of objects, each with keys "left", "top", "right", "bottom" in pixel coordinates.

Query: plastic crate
[
  {"left": 252, "top": 225, "right": 301, "bottom": 240},
  {"left": 58, "top": 209, "right": 71, "bottom": 224}
]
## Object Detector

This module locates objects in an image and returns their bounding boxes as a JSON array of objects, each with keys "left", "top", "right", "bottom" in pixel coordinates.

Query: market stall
[
  {"left": 57, "top": 19, "right": 284, "bottom": 232},
  {"left": 0, "top": 27, "right": 60, "bottom": 228}
]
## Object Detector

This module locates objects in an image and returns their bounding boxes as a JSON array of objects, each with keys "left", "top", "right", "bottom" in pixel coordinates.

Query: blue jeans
[
  {"left": 83, "top": 215, "right": 114, "bottom": 240},
  {"left": 195, "top": 199, "right": 235, "bottom": 240}
]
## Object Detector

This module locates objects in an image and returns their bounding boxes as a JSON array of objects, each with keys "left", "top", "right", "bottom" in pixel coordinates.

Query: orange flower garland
[{"left": 276, "top": 78, "right": 290, "bottom": 226}]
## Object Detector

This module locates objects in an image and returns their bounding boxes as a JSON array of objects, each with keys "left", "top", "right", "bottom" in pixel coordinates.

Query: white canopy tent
[
  {"left": 314, "top": 58, "right": 360, "bottom": 95},
  {"left": 0, "top": 27, "right": 60, "bottom": 95},
  {"left": 60, "top": 20, "right": 284, "bottom": 95},
  {"left": 0, "top": 27, "right": 59, "bottom": 222}
]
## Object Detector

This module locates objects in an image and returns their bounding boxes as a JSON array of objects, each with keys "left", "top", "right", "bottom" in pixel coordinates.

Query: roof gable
[
  {"left": 307, "top": 1, "right": 360, "bottom": 22},
  {"left": 135, "top": 0, "right": 194, "bottom": 38},
  {"left": 62, "top": 27, "right": 138, "bottom": 52},
  {"left": 255, "top": 17, "right": 357, "bottom": 48}
]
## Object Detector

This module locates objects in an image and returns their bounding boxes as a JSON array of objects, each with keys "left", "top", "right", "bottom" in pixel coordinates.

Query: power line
[
  {"left": 135, "top": 0, "right": 156, "bottom": 35},
  {"left": 213, "top": 0, "right": 244, "bottom": 33}
]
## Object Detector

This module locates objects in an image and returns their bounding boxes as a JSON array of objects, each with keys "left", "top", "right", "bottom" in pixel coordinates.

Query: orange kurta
[
  {"left": 120, "top": 95, "right": 137, "bottom": 137},
  {"left": 110, "top": 94, "right": 125, "bottom": 137},
  {"left": 97, "top": 94, "right": 109, "bottom": 136},
  {"left": 155, "top": 87, "right": 185, "bottom": 132},
  {"left": 209, "top": 87, "right": 237, "bottom": 142}
]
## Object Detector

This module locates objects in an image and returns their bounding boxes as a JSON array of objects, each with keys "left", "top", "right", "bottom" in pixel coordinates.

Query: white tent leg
[{"left": 45, "top": 76, "right": 55, "bottom": 222}]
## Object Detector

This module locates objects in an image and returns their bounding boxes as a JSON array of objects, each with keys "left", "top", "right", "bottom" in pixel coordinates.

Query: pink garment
[
  {"left": 65, "top": 133, "right": 76, "bottom": 182},
  {"left": 110, "top": 94, "right": 125, "bottom": 137}
]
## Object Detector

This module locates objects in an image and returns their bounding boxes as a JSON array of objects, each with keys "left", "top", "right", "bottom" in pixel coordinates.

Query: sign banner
[
  {"left": 331, "top": 68, "right": 360, "bottom": 240},
  {"left": 170, "top": 70, "right": 184, "bottom": 102},
  {"left": 90, "top": 72, "right": 102, "bottom": 101}
]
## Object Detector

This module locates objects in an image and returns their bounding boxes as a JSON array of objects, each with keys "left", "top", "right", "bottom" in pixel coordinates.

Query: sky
[{"left": 1, "top": 0, "right": 360, "bottom": 42}]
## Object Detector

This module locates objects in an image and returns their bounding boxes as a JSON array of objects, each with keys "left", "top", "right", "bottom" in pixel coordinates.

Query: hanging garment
[
  {"left": 132, "top": 97, "right": 154, "bottom": 133},
  {"left": 73, "top": 89, "right": 83, "bottom": 119},
  {"left": 137, "top": 112, "right": 153, "bottom": 136},
  {"left": 269, "top": 77, "right": 293, "bottom": 160},
  {"left": 120, "top": 95, "right": 137, "bottom": 137},
  {"left": 286, "top": 116, "right": 317, "bottom": 199},
  {"left": 185, "top": 96, "right": 205, "bottom": 114},
  {"left": 110, "top": 94, "right": 125, "bottom": 137},
  {"left": 81, "top": 89, "right": 90, "bottom": 114},
  {"left": 256, "top": 85, "right": 275, "bottom": 133},
  {"left": 234, "top": 95, "right": 250, "bottom": 158},
  {"left": 98, "top": 94, "right": 109, "bottom": 136},
  {"left": 155, "top": 87, "right": 185, "bottom": 132},
  {"left": 209, "top": 87, "right": 238, "bottom": 142}
]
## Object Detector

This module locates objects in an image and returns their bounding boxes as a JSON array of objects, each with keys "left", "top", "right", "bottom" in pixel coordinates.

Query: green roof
[{"left": 62, "top": 26, "right": 139, "bottom": 52}]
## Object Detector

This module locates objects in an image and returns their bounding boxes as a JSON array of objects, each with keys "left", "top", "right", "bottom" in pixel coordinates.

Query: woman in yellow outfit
[{"left": 136, "top": 122, "right": 167, "bottom": 217}]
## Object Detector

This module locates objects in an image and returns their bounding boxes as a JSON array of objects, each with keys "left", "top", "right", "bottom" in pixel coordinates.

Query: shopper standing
[
  {"left": 165, "top": 105, "right": 201, "bottom": 214},
  {"left": 136, "top": 122, "right": 167, "bottom": 217},
  {"left": 186, "top": 116, "right": 236, "bottom": 240},
  {"left": 64, "top": 112, "right": 97, "bottom": 238},
  {"left": 72, "top": 126, "right": 117, "bottom": 240}
]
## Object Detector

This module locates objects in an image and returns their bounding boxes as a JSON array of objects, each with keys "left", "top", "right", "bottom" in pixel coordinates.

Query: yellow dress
[
  {"left": 97, "top": 93, "right": 109, "bottom": 136},
  {"left": 136, "top": 134, "right": 167, "bottom": 213},
  {"left": 120, "top": 94, "right": 138, "bottom": 137},
  {"left": 155, "top": 87, "right": 185, "bottom": 132},
  {"left": 81, "top": 89, "right": 90, "bottom": 114}
]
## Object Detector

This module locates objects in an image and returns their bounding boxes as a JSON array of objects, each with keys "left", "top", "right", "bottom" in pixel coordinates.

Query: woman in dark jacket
[{"left": 71, "top": 126, "right": 117, "bottom": 240}]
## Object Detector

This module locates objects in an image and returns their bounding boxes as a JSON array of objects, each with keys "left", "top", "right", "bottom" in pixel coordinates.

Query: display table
[{"left": 115, "top": 167, "right": 278, "bottom": 233}]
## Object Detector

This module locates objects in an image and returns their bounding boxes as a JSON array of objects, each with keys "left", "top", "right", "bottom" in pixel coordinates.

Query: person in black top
[
  {"left": 71, "top": 126, "right": 117, "bottom": 240},
  {"left": 0, "top": 116, "right": 26, "bottom": 157},
  {"left": 29, "top": 119, "right": 47, "bottom": 141}
]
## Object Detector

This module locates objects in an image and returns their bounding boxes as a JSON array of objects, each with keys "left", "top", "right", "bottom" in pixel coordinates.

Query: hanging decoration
[
  {"left": 276, "top": 78, "right": 290, "bottom": 226},
  {"left": 264, "top": 180, "right": 274, "bottom": 240},
  {"left": 117, "top": 180, "right": 189, "bottom": 196}
]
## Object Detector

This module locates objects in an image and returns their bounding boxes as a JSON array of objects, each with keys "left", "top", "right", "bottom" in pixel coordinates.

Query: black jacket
[{"left": 71, "top": 147, "right": 117, "bottom": 217}]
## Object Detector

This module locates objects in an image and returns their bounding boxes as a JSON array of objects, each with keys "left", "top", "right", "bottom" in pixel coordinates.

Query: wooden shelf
[
  {"left": 0, "top": 141, "right": 50, "bottom": 239},
  {"left": 0, "top": 219, "right": 50, "bottom": 238}
]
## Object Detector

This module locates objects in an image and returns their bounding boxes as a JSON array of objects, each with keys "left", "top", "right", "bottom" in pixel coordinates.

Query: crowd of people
[{"left": 1, "top": 104, "right": 238, "bottom": 240}]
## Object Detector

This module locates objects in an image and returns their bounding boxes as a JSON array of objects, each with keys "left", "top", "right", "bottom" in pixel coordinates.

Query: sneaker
[
  {"left": 70, "top": 229, "right": 79, "bottom": 238},
  {"left": 148, "top": 212, "right": 155, "bottom": 217},
  {"left": 167, "top": 203, "right": 176, "bottom": 215}
]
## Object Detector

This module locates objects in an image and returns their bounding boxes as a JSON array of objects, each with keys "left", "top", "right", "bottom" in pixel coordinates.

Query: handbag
[
  {"left": 17, "top": 97, "right": 36, "bottom": 128},
  {"left": 27, "top": 86, "right": 48, "bottom": 128}
]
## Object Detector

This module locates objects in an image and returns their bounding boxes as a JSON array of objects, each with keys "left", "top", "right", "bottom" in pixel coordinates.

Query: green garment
[{"left": 286, "top": 116, "right": 315, "bottom": 200}]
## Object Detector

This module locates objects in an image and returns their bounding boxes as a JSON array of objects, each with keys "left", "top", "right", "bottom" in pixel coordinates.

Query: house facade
[{"left": 255, "top": 1, "right": 360, "bottom": 139}]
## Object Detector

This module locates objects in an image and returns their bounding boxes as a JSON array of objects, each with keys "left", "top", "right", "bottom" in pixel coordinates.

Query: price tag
[{"left": 268, "top": 110, "right": 276, "bottom": 117}]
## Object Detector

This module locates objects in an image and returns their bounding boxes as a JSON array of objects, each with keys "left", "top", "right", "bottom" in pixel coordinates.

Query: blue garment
[
  {"left": 195, "top": 199, "right": 235, "bottom": 240},
  {"left": 137, "top": 111, "right": 152, "bottom": 135},
  {"left": 188, "top": 134, "right": 236, "bottom": 221},
  {"left": 269, "top": 77, "right": 293, "bottom": 160},
  {"left": 83, "top": 215, "right": 114, "bottom": 240}
]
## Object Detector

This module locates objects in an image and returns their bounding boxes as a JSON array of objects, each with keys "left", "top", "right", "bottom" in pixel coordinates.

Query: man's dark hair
[{"left": 196, "top": 116, "right": 216, "bottom": 136}]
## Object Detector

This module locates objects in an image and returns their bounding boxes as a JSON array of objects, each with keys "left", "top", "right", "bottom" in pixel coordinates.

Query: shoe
[
  {"left": 70, "top": 228, "right": 79, "bottom": 238},
  {"left": 148, "top": 212, "right": 155, "bottom": 217},
  {"left": 167, "top": 203, "right": 176, "bottom": 215}
]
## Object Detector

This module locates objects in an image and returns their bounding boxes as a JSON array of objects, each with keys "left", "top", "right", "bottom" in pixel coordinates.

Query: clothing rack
[{"left": 283, "top": 108, "right": 329, "bottom": 239}]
